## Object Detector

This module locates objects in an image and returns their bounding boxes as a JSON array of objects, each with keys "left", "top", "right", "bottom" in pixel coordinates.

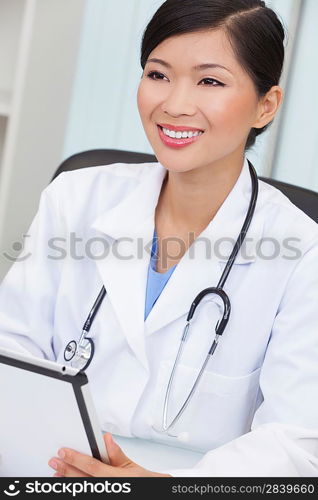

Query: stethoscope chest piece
[
  {"left": 64, "top": 340, "right": 77, "bottom": 362},
  {"left": 63, "top": 337, "right": 95, "bottom": 371}
]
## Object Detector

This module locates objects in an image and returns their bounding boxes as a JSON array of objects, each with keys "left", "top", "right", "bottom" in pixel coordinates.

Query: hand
[{"left": 48, "top": 432, "right": 172, "bottom": 477}]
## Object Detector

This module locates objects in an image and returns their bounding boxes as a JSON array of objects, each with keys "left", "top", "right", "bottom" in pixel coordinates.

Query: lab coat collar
[
  {"left": 92, "top": 157, "right": 262, "bottom": 261},
  {"left": 91, "top": 164, "right": 166, "bottom": 370},
  {"left": 92, "top": 162, "right": 167, "bottom": 241},
  {"left": 91, "top": 157, "right": 264, "bottom": 367}
]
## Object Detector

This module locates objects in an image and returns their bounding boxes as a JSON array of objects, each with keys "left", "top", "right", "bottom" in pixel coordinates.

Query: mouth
[{"left": 157, "top": 125, "right": 204, "bottom": 149}]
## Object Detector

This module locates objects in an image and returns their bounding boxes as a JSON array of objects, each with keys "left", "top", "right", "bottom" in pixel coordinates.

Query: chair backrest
[
  {"left": 52, "top": 149, "right": 157, "bottom": 180},
  {"left": 53, "top": 149, "right": 318, "bottom": 224}
]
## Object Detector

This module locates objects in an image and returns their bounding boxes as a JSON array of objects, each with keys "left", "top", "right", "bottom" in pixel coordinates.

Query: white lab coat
[{"left": 1, "top": 157, "right": 318, "bottom": 477}]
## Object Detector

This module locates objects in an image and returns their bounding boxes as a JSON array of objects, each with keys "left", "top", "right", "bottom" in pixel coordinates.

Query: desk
[{"left": 113, "top": 435, "right": 204, "bottom": 472}]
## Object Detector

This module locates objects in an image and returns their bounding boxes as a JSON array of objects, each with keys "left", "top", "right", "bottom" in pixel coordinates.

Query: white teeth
[{"left": 162, "top": 127, "right": 203, "bottom": 139}]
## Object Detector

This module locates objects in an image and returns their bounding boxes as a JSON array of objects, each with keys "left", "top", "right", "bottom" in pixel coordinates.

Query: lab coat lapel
[
  {"left": 144, "top": 157, "right": 265, "bottom": 335},
  {"left": 90, "top": 163, "right": 167, "bottom": 371}
]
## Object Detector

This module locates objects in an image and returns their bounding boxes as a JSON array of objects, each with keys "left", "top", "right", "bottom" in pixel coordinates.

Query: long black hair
[{"left": 140, "top": 0, "right": 285, "bottom": 150}]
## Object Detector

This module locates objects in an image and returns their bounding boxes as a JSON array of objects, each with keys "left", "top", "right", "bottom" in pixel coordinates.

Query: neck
[{"left": 156, "top": 153, "right": 245, "bottom": 233}]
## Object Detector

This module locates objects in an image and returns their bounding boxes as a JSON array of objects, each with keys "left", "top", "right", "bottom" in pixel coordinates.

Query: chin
[
  {"left": 154, "top": 149, "right": 203, "bottom": 172},
  {"left": 156, "top": 159, "right": 198, "bottom": 173}
]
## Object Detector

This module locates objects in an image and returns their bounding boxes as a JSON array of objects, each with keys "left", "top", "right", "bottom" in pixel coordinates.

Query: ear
[{"left": 253, "top": 85, "right": 284, "bottom": 129}]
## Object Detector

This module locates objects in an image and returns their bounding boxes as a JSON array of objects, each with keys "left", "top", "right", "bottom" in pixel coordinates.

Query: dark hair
[{"left": 140, "top": 0, "right": 285, "bottom": 150}]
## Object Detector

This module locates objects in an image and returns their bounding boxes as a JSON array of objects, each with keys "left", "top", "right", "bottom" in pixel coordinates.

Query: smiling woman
[
  {"left": 137, "top": 0, "right": 283, "bottom": 270},
  {"left": 0, "top": 0, "right": 318, "bottom": 480}
]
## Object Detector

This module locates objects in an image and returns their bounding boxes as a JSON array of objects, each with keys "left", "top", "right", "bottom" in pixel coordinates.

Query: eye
[
  {"left": 200, "top": 78, "right": 225, "bottom": 87},
  {"left": 146, "top": 71, "right": 167, "bottom": 81},
  {"left": 146, "top": 72, "right": 225, "bottom": 87}
]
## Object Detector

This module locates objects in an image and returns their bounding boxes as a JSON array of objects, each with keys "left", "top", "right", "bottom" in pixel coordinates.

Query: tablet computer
[{"left": 0, "top": 347, "right": 109, "bottom": 477}]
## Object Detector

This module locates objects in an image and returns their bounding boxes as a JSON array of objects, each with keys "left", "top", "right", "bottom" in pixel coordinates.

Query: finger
[
  {"left": 103, "top": 433, "right": 132, "bottom": 467},
  {"left": 49, "top": 458, "right": 92, "bottom": 478},
  {"left": 57, "top": 448, "right": 113, "bottom": 477}
]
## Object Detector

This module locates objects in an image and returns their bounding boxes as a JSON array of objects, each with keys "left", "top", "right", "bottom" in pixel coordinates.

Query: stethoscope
[{"left": 64, "top": 159, "right": 259, "bottom": 436}]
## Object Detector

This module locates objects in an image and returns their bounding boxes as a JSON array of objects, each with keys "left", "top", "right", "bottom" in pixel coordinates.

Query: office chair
[{"left": 53, "top": 149, "right": 318, "bottom": 224}]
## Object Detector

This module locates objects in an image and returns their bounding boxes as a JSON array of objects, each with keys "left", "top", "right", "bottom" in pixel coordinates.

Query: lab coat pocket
[{"left": 151, "top": 361, "right": 261, "bottom": 452}]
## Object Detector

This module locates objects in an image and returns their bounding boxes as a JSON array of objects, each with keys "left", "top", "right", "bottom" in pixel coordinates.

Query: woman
[{"left": 1, "top": 0, "right": 318, "bottom": 477}]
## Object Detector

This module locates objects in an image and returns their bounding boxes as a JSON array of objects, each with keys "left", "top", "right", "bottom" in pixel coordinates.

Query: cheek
[
  {"left": 136, "top": 84, "right": 145, "bottom": 118},
  {"left": 137, "top": 82, "right": 158, "bottom": 120},
  {"left": 203, "top": 91, "right": 257, "bottom": 132}
]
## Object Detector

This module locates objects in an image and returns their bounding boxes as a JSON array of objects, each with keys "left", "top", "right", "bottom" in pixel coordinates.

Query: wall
[
  {"left": 63, "top": 0, "right": 163, "bottom": 160},
  {"left": 272, "top": 0, "right": 318, "bottom": 189},
  {"left": 0, "top": 0, "right": 86, "bottom": 280}
]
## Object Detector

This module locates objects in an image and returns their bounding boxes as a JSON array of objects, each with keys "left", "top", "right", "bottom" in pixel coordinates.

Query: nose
[{"left": 161, "top": 82, "right": 197, "bottom": 117}]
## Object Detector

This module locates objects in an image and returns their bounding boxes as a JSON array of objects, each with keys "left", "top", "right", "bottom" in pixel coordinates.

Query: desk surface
[{"left": 113, "top": 435, "right": 203, "bottom": 472}]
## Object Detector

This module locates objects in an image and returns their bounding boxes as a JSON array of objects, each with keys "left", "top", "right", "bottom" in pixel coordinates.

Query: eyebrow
[{"left": 146, "top": 58, "right": 232, "bottom": 74}]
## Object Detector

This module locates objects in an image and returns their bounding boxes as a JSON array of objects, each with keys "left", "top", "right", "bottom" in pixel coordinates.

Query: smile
[
  {"left": 162, "top": 127, "right": 203, "bottom": 139},
  {"left": 157, "top": 125, "right": 204, "bottom": 149}
]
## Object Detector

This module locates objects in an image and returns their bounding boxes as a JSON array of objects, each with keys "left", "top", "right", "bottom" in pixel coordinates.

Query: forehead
[{"left": 149, "top": 29, "right": 239, "bottom": 70}]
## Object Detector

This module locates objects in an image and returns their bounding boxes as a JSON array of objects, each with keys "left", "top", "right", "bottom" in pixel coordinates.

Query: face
[{"left": 137, "top": 29, "right": 267, "bottom": 173}]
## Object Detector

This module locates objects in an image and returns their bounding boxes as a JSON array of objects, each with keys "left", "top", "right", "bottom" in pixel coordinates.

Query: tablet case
[{"left": 0, "top": 348, "right": 108, "bottom": 476}]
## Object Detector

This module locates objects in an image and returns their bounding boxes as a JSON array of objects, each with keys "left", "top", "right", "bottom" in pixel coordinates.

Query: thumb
[{"left": 103, "top": 433, "right": 133, "bottom": 467}]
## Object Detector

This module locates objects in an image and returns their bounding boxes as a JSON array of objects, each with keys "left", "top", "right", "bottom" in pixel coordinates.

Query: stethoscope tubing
[
  {"left": 158, "top": 160, "right": 259, "bottom": 433},
  {"left": 217, "top": 159, "right": 258, "bottom": 289}
]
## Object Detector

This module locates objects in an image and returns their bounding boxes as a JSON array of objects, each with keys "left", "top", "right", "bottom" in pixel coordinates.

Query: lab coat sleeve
[
  {"left": 162, "top": 238, "right": 318, "bottom": 477},
  {"left": 0, "top": 176, "right": 65, "bottom": 360}
]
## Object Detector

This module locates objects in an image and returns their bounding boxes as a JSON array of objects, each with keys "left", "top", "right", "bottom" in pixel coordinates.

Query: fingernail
[
  {"left": 58, "top": 449, "right": 66, "bottom": 459},
  {"left": 49, "top": 459, "right": 58, "bottom": 470}
]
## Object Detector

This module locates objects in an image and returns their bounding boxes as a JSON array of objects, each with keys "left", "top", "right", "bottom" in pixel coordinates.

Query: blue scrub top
[{"left": 144, "top": 229, "right": 177, "bottom": 320}]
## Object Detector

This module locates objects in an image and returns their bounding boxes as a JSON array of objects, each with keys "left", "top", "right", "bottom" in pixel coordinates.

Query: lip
[
  {"left": 157, "top": 125, "right": 203, "bottom": 149},
  {"left": 158, "top": 123, "right": 204, "bottom": 132}
]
